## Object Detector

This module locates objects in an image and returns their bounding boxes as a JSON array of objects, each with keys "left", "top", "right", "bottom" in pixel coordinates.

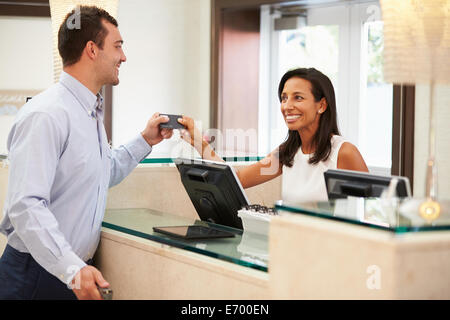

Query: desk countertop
[{"left": 103, "top": 208, "right": 269, "bottom": 272}]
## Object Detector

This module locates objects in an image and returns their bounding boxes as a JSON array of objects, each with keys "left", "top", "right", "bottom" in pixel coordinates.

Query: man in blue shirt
[{"left": 0, "top": 6, "right": 173, "bottom": 300}]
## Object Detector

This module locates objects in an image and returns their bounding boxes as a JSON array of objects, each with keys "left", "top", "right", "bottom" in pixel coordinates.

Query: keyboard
[{"left": 237, "top": 205, "right": 278, "bottom": 235}]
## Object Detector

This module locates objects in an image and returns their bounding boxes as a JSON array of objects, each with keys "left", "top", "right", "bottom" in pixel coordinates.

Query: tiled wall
[{"left": 106, "top": 164, "right": 282, "bottom": 219}]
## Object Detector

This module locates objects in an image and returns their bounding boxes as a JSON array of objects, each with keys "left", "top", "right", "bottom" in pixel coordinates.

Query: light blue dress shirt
[{"left": 0, "top": 71, "right": 152, "bottom": 284}]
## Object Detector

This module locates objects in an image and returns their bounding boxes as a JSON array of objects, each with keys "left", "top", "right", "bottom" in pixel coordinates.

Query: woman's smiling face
[{"left": 280, "top": 77, "right": 326, "bottom": 132}]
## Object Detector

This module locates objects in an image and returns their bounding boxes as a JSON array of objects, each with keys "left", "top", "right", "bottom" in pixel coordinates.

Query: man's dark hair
[
  {"left": 277, "top": 68, "right": 340, "bottom": 167},
  {"left": 58, "top": 5, "right": 118, "bottom": 67}
]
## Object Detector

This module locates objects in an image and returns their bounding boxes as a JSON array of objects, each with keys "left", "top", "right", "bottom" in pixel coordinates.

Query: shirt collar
[{"left": 59, "top": 71, "right": 104, "bottom": 116}]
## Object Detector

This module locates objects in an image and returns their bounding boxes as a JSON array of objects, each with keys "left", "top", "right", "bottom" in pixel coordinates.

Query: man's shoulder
[{"left": 15, "top": 83, "right": 72, "bottom": 124}]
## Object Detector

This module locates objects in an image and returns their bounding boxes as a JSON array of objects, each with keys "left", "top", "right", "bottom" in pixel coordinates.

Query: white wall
[
  {"left": 0, "top": 16, "right": 53, "bottom": 154},
  {"left": 0, "top": 16, "right": 53, "bottom": 90},
  {"left": 414, "top": 84, "right": 450, "bottom": 199},
  {"left": 0, "top": 164, "right": 7, "bottom": 254},
  {"left": 112, "top": 0, "right": 211, "bottom": 157}
]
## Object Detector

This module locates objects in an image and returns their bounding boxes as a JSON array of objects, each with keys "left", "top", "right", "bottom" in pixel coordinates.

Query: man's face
[{"left": 96, "top": 20, "right": 126, "bottom": 86}]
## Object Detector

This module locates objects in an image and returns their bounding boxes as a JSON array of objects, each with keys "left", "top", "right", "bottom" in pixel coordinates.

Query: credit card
[{"left": 159, "top": 114, "right": 186, "bottom": 129}]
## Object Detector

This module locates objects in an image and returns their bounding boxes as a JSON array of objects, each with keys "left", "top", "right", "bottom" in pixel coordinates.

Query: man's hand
[
  {"left": 141, "top": 112, "right": 174, "bottom": 146},
  {"left": 71, "top": 265, "right": 110, "bottom": 300}
]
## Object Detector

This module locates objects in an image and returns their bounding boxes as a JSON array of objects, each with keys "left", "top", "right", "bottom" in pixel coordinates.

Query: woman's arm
[
  {"left": 337, "top": 142, "right": 369, "bottom": 172},
  {"left": 178, "top": 116, "right": 281, "bottom": 188},
  {"left": 235, "top": 151, "right": 282, "bottom": 189},
  {"left": 178, "top": 116, "right": 223, "bottom": 162}
]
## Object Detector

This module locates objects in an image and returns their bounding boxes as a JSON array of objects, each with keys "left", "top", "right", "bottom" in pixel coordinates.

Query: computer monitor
[
  {"left": 175, "top": 158, "right": 250, "bottom": 229},
  {"left": 324, "top": 169, "right": 411, "bottom": 200}
]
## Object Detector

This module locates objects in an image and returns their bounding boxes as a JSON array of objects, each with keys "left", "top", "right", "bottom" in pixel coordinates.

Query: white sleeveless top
[{"left": 282, "top": 135, "right": 347, "bottom": 203}]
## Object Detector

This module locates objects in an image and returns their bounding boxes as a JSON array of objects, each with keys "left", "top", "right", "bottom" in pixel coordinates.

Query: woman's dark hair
[
  {"left": 277, "top": 68, "right": 340, "bottom": 167},
  {"left": 58, "top": 6, "right": 118, "bottom": 67}
]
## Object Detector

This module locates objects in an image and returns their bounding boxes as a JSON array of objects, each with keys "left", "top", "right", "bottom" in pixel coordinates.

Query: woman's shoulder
[
  {"left": 336, "top": 140, "right": 369, "bottom": 171},
  {"left": 338, "top": 141, "right": 359, "bottom": 158}
]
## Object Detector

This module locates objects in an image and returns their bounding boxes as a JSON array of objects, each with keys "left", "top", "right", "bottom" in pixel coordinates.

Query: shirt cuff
[
  {"left": 125, "top": 134, "right": 153, "bottom": 163},
  {"left": 47, "top": 250, "right": 87, "bottom": 285}
]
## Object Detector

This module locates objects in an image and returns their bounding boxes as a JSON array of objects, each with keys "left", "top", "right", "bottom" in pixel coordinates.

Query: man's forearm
[{"left": 108, "top": 133, "right": 152, "bottom": 188}]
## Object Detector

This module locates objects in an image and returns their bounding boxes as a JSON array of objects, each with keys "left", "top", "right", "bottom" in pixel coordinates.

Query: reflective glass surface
[
  {"left": 140, "top": 157, "right": 264, "bottom": 164},
  {"left": 102, "top": 208, "right": 268, "bottom": 271},
  {"left": 275, "top": 197, "right": 450, "bottom": 233}
]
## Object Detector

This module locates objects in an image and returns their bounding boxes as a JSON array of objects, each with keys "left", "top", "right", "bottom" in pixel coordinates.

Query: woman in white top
[{"left": 178, "top": 68, "right": 368, "bottom": 202}]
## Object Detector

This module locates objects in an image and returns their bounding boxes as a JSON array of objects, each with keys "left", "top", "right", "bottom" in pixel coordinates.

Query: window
[
  {"left": 258, "top": 1, "right": 392, "bottom": 174},
  {"left": 360, "top": 20, "right": 393, "bottom": 174}
]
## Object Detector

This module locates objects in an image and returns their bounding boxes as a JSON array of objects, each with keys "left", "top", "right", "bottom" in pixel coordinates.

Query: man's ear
[{"left": 85, "top": 41, "right": 97, "bottom": 60}]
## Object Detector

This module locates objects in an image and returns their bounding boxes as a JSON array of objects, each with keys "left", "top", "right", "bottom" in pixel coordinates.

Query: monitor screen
[
  {"left": 175, "top": 158, "right": 250, "bottom": 229},
  {"left": 324, "top": 169, "right": 411, "bottom": 200}
]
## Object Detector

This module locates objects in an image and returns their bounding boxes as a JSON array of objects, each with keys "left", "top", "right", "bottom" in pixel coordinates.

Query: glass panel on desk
[
  {"left": 140, "top": 156, "right": 265, "bottom": 164},
  {"left": 102, "top": 208, "right": 268, "bottom": 271},
  {"left": 275, "top": 198, "right": 450, "bottom": 233}
]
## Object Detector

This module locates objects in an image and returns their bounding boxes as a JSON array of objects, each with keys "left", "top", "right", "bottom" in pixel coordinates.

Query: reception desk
[
  {"left": 271, "top": 199, "right": 450, "bottom": 299},
  {"left": 2, "top": 161, "right": 450, "bottom": 299},
  {"left": 0, "top": 161, "right": 280, "bottom": 299},
  {"left": 96, "top": 177, "right": 450, "bottom": 299},
  {"left": 97, "top": 208, "right": 271, "bottom": 299},
  {"left": 95, "top": 161, "right": 280, "bottom": 299}
]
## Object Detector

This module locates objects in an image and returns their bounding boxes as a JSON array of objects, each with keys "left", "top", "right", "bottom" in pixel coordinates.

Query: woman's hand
[
  {"left": 177, "top": 116, "right": 223, "bottom": 162},
  {"left": 177, "top": 116, "right": 203, "bottom": 151}
]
